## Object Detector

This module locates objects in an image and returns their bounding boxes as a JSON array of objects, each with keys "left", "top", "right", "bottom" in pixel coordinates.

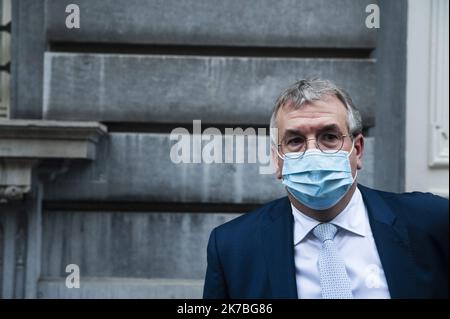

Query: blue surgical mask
[{"left": 282, "top": 143, "right": 357, "bottom": 210}]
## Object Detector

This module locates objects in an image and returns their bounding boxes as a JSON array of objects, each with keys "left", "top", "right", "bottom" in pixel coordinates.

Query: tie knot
[{"left": 313, "top": 223, "right": 338, "bottom": 242}]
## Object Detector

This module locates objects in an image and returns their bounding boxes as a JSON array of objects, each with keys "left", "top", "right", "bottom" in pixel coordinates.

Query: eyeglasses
[{"left": 277, "top": 132, "right": 350, "bottom": 159}]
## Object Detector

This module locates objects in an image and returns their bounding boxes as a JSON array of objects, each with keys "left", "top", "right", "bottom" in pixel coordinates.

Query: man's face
[{"left": 273, "top": 95, "right": 364, "bottom": 180}]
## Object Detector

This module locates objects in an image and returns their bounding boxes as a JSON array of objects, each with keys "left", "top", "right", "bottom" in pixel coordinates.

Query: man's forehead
[
  {"left": 280, "top": 95, "right": 346, "bottom": 115},
  {"left": 279, "top": 99, "right": 346, "bottom": 125}
]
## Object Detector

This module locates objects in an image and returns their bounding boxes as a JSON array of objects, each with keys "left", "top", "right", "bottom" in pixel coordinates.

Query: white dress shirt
[{"left": 292, "top": 187, "right": 391, "bottom": 299}]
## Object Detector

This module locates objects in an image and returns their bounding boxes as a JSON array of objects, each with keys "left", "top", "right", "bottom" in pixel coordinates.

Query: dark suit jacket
[{"left": 203, "top": 184, "right": 449, "bottom": 299}]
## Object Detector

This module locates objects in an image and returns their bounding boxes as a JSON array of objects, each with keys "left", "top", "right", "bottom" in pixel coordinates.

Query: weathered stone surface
[
  {"left": 43, "top": 53, "right": 376, "bottom": 127},
  {"left": 10, "top": 0, "right": 46, "bottom": 119},
  {"left": 46, "top": 0, "right": 376, "bottom": 48},
  {"left": 41, "top": 211, "right": 240, "bottom": 279}
]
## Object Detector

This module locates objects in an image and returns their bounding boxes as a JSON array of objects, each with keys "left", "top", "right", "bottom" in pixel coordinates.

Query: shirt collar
[{"left": 292, "top": 187, "right": 368, "bottom": 246}]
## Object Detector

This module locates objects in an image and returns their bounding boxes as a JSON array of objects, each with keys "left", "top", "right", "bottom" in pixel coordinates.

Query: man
[{"left": 203, "top": 79, "right": 448, "bottom": 299}]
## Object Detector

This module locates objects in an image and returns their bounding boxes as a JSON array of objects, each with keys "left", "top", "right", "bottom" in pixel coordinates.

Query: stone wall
[{"left": 2, "top": 0, "right": 407, "bottom": 298}]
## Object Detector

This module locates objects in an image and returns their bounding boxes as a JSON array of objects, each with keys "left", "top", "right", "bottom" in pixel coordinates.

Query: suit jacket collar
[{"left": 260, "top": 196, "right": 298, "bottom": 298}]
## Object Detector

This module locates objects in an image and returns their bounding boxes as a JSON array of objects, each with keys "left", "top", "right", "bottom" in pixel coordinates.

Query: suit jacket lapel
[
  {"left": 260, "top": 197, "right": 298, "bottom": 298},
  {"left": 359, "top": 185, "right": 424, "bottom": 298}
]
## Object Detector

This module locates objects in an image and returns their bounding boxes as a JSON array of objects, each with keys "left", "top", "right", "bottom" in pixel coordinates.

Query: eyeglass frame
[{"left": 276, "top": 132, "right": 354, "bottom": 160}]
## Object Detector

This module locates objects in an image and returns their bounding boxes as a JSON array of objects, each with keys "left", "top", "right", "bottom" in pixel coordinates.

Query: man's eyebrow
[
  {"left": 283, "top": 129, "right": 304, "bottom": 136},
  {"left": 283, "top": 124, "right": 343, "bottom": 136},
  {"left": 318, "top": 124, "right": 342, "bottom": 133}
]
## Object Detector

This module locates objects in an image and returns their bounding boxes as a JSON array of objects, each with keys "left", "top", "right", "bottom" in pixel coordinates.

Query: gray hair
[{"left": 270, "top": 78, "right": 363, "bottom": 145}]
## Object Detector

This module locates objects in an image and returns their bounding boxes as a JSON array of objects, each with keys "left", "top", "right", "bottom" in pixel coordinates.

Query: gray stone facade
[{"left": 1, "top": 0, "right": 407, "bottom": 298}]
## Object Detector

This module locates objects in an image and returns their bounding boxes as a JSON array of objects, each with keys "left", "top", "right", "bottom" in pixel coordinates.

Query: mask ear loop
[
  {"left": 348, "top": 137, "right": 358, "bottom": 184},
  {"left": 352, "top": 169, "right": 358, "bottom": 184},
  {"left": 347, "top": 138, "right": 355, "bottom": 157}
]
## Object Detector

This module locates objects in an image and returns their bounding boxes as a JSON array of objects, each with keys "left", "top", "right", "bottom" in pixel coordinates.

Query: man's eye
[
  {"left": 321, "top": 133, "right": 339, "bottom": 141},
  {"left": 287, "top": 137, "right": 304, "bottom": 145}
]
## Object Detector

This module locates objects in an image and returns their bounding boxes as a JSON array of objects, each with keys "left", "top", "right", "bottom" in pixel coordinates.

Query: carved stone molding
[
  {"left": 0, "top": 119, "right": 107, "bottom": 160},
  {"left": 0, "top": 159, "right": 35, "bottom": 203},
  {"left": 0, "top": 119, "right": 107, "bottom": 203},
  {"left": 0, "top": 186, "right": 30, "bottom": 201}
]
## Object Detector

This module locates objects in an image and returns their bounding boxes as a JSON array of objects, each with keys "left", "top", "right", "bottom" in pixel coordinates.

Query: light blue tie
[{"left": 312, "top": 223, "right": 353, "bottom": 299}]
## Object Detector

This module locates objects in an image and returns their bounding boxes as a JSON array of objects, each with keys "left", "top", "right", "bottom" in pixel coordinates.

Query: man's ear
[
  {"left": 271, "top": 145, "right": 282, "bottom": 179},
  {"left": 354, "top": 134, "right": 364, "bottom": 170}
]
